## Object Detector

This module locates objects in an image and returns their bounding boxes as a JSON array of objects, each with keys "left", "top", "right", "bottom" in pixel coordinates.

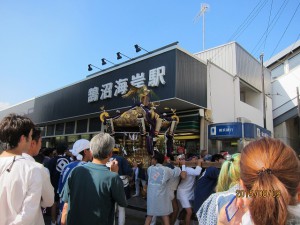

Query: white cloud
[{"left": 0, "top": 102, "right": 11, "bottom": 111}]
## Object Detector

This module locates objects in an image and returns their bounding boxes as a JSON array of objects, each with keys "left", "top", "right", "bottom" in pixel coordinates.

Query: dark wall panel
[
  {"left": 176, "top": 50, "right": 207, "bottom": 107},
  {"left": 1, "top": 50, "right": 177, "bottom": 124},
  {"left": 0, "top": 48, "right": 207, "bottom": 124}
]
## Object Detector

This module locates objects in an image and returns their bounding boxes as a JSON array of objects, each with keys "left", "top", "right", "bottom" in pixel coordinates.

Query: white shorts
[{"left": 177, "top": 196, "right": 192, "bottom": 208}]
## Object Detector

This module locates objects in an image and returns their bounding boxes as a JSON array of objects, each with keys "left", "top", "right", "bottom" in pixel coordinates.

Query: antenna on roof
[{"left": 194, "top": 3, "right": 209, "bottom": 51}]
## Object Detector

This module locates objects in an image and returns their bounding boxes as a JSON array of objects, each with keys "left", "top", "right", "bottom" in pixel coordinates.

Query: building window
[
  {"left": 271, "top": 63, "right": 284, "bottom": 79},
  {"left": 76, "top": 119, "right": 88, "bottom": 133},
  {"left": 65, "top": 121, "right": 75, "bottom": 134},
  {"left": 89, "top": 117, "right": 101, "bottom": 132},
  {"left": 40, "top": 127, "right": 46, "bottom": 137},
  {"left": 46, "top": 124, "right": 55, "bottom": 136},
  {"left": 55, "top": 123, "right": 65, "bottom": 135},
  {"left": 288, "top": 52, "right": 300, "bottom": 71}
]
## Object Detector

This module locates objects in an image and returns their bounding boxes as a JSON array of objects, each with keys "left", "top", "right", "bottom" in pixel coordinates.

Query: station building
[{"left": 0, "top": 42, "right": 273, "bottom": 155}]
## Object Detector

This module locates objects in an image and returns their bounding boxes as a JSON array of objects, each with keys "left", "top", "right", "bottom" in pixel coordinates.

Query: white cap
[{"left": 70, "top": 139, "right": 90, "bottom": 161}]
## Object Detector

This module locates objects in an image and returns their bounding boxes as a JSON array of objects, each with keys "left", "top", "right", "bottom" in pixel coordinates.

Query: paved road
[
  {"left": 43, "top": 195, "right": 200, "bottom": 225},
  {"left": 44, "top": 208, "right": 163, "bottom": 225}
]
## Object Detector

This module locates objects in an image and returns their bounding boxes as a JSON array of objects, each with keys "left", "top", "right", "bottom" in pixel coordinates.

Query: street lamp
[
  {"left": 88, "top": 64, "right": 102, "bottom": 71},
  {"left": 134, "top": 44, "right": 149, "bottom": 53},
  {"left": 116, "top": 52, "right": 132, "bottom": 60},
  {"left": 101, "top": 58, "right": 115, "bottom": 66}
]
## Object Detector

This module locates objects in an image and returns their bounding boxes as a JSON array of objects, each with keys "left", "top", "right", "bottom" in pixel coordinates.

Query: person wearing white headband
[{"left": 70, "top": 139, "right": 91, "bottom": 161}]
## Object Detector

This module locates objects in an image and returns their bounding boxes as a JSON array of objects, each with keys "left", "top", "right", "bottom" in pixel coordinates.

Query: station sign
[{"left": 87, "top": 66, "right": 166, "bottom": 103}]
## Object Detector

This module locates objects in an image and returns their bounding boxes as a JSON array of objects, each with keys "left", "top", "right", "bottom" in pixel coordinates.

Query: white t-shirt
[
  {"left": 177, "top": 166, "right": 202, "bottom": 201},
  {"left": 23, "top": 153, "right": 54, "bottom": 208},
  {"left": 0, "top": 155, "right": 44, "bottom": 225}
]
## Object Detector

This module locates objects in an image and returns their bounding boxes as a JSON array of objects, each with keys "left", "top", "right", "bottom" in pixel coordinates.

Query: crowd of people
[{"left": 0, "top": 113, "right": 299, "bottom": 225}]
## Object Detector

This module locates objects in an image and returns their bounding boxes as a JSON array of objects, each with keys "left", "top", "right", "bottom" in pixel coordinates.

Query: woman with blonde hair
[
  {"left": 197, "top": 153, "right": 241, "bottom": 225},
  {"left": 218, "top": 138, "right": 300, "bottom": 225},
  {"left": 216, "top": 153, "right": 241, "bottom": 192}
]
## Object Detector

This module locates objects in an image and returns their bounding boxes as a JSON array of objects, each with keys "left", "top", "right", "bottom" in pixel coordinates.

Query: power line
[
  {"left": 228, "top": 0, "right": 266, "bottom": 41},
  {"left": 228, "top": 0, "right": 269, "bottom": 41},
  {"left": 251, "top": 0, "right": 289, "bottom": 56},
  {"left": 270, "top": 0, "right": 300, "bottom": 57},
  {"left": 209, "top": 0, "right": 269, "bottom": 62},
  {"left": 234, "top": 0, "right": 269, "bottom": 40},
  {"left": 268, "top": 32, "right": 300, "bottom": 65},
  {"left": 263, "top": 0, "right": 274, "bottom": 51}
]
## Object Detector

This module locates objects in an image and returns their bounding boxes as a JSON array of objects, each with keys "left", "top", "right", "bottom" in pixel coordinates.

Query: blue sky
[{"left": 0, "top": 0, "right": 299, "bottom": 110}]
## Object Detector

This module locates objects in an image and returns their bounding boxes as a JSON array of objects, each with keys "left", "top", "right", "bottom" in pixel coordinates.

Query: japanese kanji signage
[
  {"left": 208, "top": 122, "right": 271, "bottom": 139},
  {"left": 4, "top": 48, "right": 206, "bottom": 123},
  {"left": 243, "top": 123, "right": 271, "bottom": 138},
  {"left": 209, "top": 123, "right": 242, "bottom": 139},
  {"left": 88, "top": 66, "right": 166, "bottom": 103}
]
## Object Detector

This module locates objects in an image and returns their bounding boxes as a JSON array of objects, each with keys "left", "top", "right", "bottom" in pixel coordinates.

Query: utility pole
[
  {"left": 297, "top": 87, "right": 300, "bottom": 117},
  {"left": 260, "top": 53, "right": 266, "bottom": 129},
  {"left": 297, "top": 87, "right": 300, "bottom": 135}
]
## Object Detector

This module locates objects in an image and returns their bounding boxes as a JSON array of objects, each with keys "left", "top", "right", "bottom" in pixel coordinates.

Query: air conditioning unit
[{"left": 236, "top": 117, "right": 251, "bottom": 123}]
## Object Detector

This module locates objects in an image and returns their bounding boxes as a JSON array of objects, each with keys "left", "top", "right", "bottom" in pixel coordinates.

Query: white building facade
[
  {"left": 195, "top": 42, "right": 273, "bottom": 154},
  {"left": 265, "top": 40, "right": 300, "bottom": 153}
]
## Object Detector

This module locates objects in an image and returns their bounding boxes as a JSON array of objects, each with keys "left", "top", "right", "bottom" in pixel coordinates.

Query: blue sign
[
  {"left": 208, "top": 122, "right": 271, "bottom": 140},
  {"left": 208, "top": 123, "right": 242, "bottom": 139},
  {"left": 244, "top": 123, "right": 271, "bottom": 138}
]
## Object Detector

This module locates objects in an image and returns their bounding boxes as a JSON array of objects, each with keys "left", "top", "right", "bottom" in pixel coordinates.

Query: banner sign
[
  {"left": 244, "top": 123, "right": 271, "bottom": 138},
  {"left": 209, "top": 122, "right": 271, "bottom": 139},
  {"left": 208, "top": 123, "right": 242, "bottom": 139}
]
